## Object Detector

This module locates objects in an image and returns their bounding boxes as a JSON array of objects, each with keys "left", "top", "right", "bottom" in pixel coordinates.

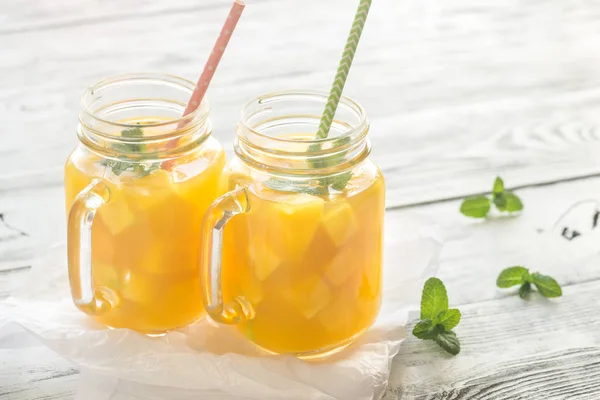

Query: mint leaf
[
  {"left": 493, "top": 176, "right": 505, "bottom": 195},
  {"left": 122, "top": 126, "right": 144, "bottom": 138},
  {"left": 133, "top": 162, "right": 161, "bottom": 177},
  {"left": 434, "top": 330, "right": 461, "bottom": 355},
  {"left": 497, "top": 266, "right": 530, "bottom": 288},
  {"left": 321, "top": 172, "right": 353, "bottom": 192},
  {"left": 412, "top": 319, "right": 440, "bottom": 340},
  {"left": 518, "top": 281, "right": 532, "bottom": 299},
  {"left": 493, "top": 192, "right": 507, "bottom": 211},
  {"left": 460, "top": 176, "right": 523, "bottom": 218},
  {"left": 263, "top": 178, "right": 325, "bottom": 196},
  {"left": 420, "top": 278, "right": 448, "bottom": 320},
  {"left": 505, "top": 192, "right": 523, "bottom": 212},
  {"left": 531, "top": 273, "right": 562, "bottom": 298},
  {"left": 435, "top": 309, "right": 461, "bottom": 331},
  {"left": 497, "top": 268, "right": 561, "bottom": 299},
  {"left": 460, "top": 196, "right": 491, "bottom": 218},
  {"left": 99, "top": 126, "right": 163, "bottom": 177},
  {"left": 414, "top": 278, "right": 461, "bottom": 357},
  {"left": 119, "top": 126, "right": 145, "bottom": 152},
  {"left": 331, "top": 172, "right": 353, "bottom": 191},
  {"left": 100, "top": 159, "right": 130, "bottom": 176},
  {"left": 100, "top": 160, "right": 160, "bottom": 177}
]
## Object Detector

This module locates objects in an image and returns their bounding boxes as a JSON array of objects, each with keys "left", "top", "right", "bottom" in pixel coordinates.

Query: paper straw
[
  {"left": 163, "top": 0, "right": 245, "bottom": 169},
  {"left": 316, "top": 0, "right": 372, "bottom": 139},
  {"left": 183, "top": 0, "right": 245, "bottom": 117}
]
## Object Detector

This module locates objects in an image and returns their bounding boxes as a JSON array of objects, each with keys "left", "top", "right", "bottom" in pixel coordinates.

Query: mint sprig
[
  {"left": 262, "top": 136, "right": 354, "bottom": 195},
  {"left": 460, "top": 177, "right": 523, "bottom": 218},
  {"left": 100, "top": 125, "right": 161, "bottom": 177},
  {"left": 412, "top": 278, "right": 461, "bottom": 355},
  {"left": 263, "top": 178, "right": 325, "bottom": 196},
  {"left": 496, "top": 266, "right": 562, "bottom": 299}
]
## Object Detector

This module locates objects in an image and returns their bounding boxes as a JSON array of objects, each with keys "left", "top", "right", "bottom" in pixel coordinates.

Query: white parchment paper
[{"left": 0, "top": 213, "right": 442, "bottom": 400}]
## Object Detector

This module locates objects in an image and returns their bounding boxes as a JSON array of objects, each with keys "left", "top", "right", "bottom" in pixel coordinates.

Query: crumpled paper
[{"left": 0, "top": 213, "right": 442, "bottom": 400}]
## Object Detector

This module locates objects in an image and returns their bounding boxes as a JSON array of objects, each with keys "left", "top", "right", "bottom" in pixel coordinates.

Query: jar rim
[
  {"left": 238, "top": 89, "right": 368, "bottom": 146},
  {"left": 80, "top": 72, "right": 210, "bottom": 131},
  {"left": 235, "top": 90, "right": 370, "bottom": 176}
]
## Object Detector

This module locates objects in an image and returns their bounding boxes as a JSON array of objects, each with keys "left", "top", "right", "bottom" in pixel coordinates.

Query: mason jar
[
  {"left": 200, "top": 90, "right": 385, "bottom": 358},
  {"left": 65, "top": 73, "right": 225, "bottom": 334}
]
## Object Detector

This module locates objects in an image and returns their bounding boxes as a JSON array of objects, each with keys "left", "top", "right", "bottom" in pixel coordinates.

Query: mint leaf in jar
[
  {"left": 263, "top": 178, "right": 326, "bottom": 196},
  {"left": 99, "top": 126, "right": 161, "bottom": 177},
  {"left": 100, "top": 158, "right": 131, "bottom": 176}
]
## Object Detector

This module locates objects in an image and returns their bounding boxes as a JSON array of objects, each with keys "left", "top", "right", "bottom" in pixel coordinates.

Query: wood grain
[
  {"left": 3, "top": 0, "right": 600, "bottom": 398},
  {"left": 2, "top": 0, "right": 600, "bottom": 207},
  {"left": 0, "top": 346, "right": 77, "bottom": 400},
  {"left": 384, "top": 279, "right": 600, "bottom": 400},
  {"left": 1, "top": 174, "right": 599, "bottom": 398}
]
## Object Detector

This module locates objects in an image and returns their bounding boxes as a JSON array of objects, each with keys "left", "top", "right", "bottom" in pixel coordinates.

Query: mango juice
[
  {"left": 65, "top": 121, "right": 225, "bottom": 333},
  {"left": 222, "top": 166, "right": 384, "bottom": 355}
]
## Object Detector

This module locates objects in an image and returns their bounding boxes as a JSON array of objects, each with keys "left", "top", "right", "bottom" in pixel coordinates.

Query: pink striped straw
[
  {"left": 163, "top": 0, "right": 245, "bottom": 167},
  {"left": 183, "top": 0, "right": 245, "bottom": 117}
]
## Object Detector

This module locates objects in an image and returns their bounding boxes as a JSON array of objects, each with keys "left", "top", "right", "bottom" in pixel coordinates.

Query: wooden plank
[
  {"left": 0, "top": 175, "right": 598, "bottom": 395},
  {"left": 0, "top": 186, "right": 64, "bottom": 272},
  {"left": 2, "top": 171, "right": 600, "bottom": 304},
  {"left": 2, "top": 277, "right": 600, "bottom": 399},
  {"left": 381, "top": 175, "right": 600, "bottom": 307},
  {"left": 0, "top": 346, "right": 77, "bottom": 400},
  {"left": 384, "top": 278, "right": 600, "bottom": 400},
  {"left": 2, "top": 0, "right": 600, "bottom": 206}
]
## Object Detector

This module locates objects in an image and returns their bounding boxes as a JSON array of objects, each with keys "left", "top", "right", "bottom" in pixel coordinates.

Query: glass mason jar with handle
[
  {"left": 201, "top": 90, "right": 385, "bottom": 358},
  {"left": 65, "top": 73, "right": 225, "bottom": 334}
]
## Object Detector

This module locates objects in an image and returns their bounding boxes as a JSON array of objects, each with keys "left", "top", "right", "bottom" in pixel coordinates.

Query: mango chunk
[
  {"left": 122, "top": 169, "right": 173, "bottom": 210},
  {"left": 322, "top": 200, "right": 358, "bottom": 246},
  {"left": 240, "top": 277, "right": 264, "bottom": 304},
  {"left": 281, "top": 274, "right": 332, "bottom": 319},
  {"left": 317, "top": 288, "right": 356, "bottom": 333},
  {"left": 323, "top": 245, "right": 358, "bottom": 286},
  {"left": 257, "top": 192, "right": 325, "bottom": 261},
  {"left": 249, "top": 235, "right": 281, "bottom": 281},
  {"left": 98, "top": 198, "right": 136, "bottom": 236}
]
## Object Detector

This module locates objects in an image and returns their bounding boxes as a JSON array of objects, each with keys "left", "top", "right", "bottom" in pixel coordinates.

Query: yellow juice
[
  {"left": 222, "top": 167, "right": 384, "bottom": 355},
  {"left": 65, "top": 120, "right": 225, "bottom": 333}
]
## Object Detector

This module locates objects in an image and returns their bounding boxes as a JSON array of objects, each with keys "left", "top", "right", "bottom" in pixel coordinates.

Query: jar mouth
[
  {"left": 78, "top": 73, "right": 212, "bottom": 160},
  {"left": 239, "top": 90, "right": 368, "bottom": 147},
  {"left": 236, "top": 90, "right": 370, "bottom": 176},
  {"left": 80, "top": 72, "right": 210, "bottom": 138}
]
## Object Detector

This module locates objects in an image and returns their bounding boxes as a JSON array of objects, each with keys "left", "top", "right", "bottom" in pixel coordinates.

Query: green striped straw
[{"left": 316, "top": 0, "right": 373, "bottom": 139}]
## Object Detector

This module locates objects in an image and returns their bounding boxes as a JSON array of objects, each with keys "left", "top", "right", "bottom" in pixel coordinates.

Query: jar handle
[
  {"left": 67, "top": 179, "right": 115, "bottom": 316},
  {"left": 200, "top": 187, "right": 251, "bottom": 324}
]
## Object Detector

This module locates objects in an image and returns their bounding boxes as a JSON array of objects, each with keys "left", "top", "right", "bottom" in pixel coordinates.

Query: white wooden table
[{"left": 2, "top": 0, "right": 600, "bottom": 398}]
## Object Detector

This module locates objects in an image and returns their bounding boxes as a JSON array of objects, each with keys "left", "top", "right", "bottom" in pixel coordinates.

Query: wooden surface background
[{"left": 2, "top": 0, "right": 600, "bottom": 398}]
